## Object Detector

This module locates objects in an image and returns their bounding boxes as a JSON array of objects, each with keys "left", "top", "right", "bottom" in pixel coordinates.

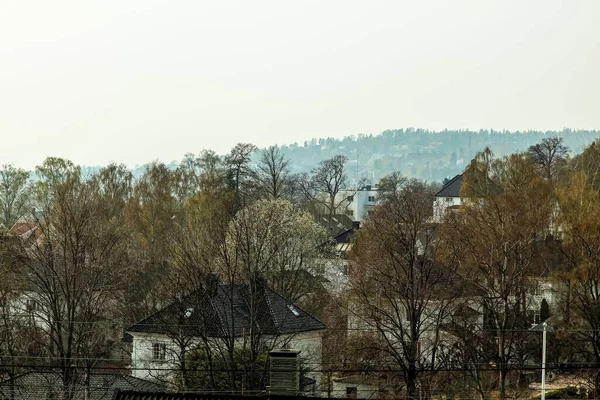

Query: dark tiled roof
[
  {"left": 126, "top": 289, "right": 225, "bottom": 337},
  {"left": 127, "top": 285, "right": 325, "bottom": 338},
  {"left": 318, "top": 214, "right": 354, "bottom": 236},
  {"left": 0, "top": 372, "right": 165, "bottom": 400},
  {"left": 325, "top": 222, "right": 360, "bottom": 255},
  {"left": 435, "top": 174, "right": 463, "bottom": 198},
  {"left": 113, "top": 391, "right": 315, "bottom": 400},
  {"left": 332, "top": 222, "right": 359, "bottom": 246},
  {"left": 265, "top": 290, "right": 325, "bottom": 334}
]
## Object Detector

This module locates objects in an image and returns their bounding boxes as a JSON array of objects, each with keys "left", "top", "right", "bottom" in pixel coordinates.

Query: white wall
[
  {"left": 284, "top": 331, "right": 322, "bottom": 386},
  {"left": 432, "top": 196, "right": 461, "bottom": 223},
  {"left": 130, "top": 332, "right": 178, "bottom": 381},
  {"left": 332, "top": 379, "right": 381, "bottom": 399},
  {"left": 129, "top": 330, "right": 323, "bottom": 387},
  {"left": 339, "top": 189, "right": 378, "bottom": 222}
]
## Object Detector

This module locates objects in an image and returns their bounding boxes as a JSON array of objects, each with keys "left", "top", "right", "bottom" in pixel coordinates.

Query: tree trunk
[
  {"left": 499, "top": 366, "right": 507, "bottom": 400},
  {"left": 406, "top": 367, "right": 419, "bottom": 400},
  {"left": 498, "top": 330, "right": 507, "bottom": 400}
]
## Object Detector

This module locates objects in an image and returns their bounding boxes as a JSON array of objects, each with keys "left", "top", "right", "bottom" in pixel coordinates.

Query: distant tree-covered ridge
[
  {"left": 78, "top": 128, "right": 600, "bottom": 184},
  {"left": 277, "top": 128, "right": 600, "bottom": 183}
]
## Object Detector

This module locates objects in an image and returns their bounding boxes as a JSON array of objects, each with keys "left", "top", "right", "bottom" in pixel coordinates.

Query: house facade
[
  {"left": 433, "top": 174, "right": 463, "bottom": 223},
  {"left": 126, "top": 281, "right": 325, "bottom": 389}
]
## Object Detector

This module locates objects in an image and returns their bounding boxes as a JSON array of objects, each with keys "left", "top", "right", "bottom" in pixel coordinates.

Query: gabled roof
[
  {"left": 0, "top": 372, "right": 165, "bottom": 400},
  {"left": 435, "top": 174, "right": 463, "bottom": 198},
  {"left": 127, "top": 284, "right": 325, "bottom": 338},
  {"left": 332, "top": 222, "right": 359, "bottom": 253},
  {"left": 333, "top": 222, "right": 359, "bottom": 245}
]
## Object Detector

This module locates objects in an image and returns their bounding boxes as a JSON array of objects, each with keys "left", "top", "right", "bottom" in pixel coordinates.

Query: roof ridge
[
  {"left": 263, "top": 287, "right": 279, "bottom": 334},
  {"left": 210, "top": 284, "right": 228, "bottom": 337}
]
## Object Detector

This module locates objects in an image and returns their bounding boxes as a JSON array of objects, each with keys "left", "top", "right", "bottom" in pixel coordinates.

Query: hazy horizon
[{"left": 2, "top": 0, "right": 599, "bottom": 169}]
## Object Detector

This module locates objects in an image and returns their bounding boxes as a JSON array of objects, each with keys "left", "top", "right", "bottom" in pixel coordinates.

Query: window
[
  {"left": 527, "top": 310, "right": 541, "bottom": 325},
  {"left": 26, "top": 299, "right": 37, "bottom": 312},
  {"left": 347, "top": 195, "right": 354, "bottom": 202},
  {"left": 368, "top": 196, "right": 376, "bottom": 202},
  {"left": 152, "top": 343, "right": 166, "bottom": 361},
  {"left": 445, "top": 197, "right": 453, "bottom": 203},
  {"left": 346, "top": 387, "right": 357, "bottom": 399}
]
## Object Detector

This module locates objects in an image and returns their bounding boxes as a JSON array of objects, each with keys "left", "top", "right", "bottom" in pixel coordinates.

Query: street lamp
[{"left": 530, "top": 320, "right": 554, "bottom": 400}]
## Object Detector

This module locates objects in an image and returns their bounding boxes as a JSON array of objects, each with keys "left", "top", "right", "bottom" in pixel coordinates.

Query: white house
[
  {"left": 433, "top": 174, "right": 463, "bottom": 223},
  {"left": 126, "top": 279, "right": 325, "bottom": 389}
]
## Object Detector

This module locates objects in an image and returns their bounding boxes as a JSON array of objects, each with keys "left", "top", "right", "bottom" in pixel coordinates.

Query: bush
[{"left": 542, "top": 386, "right": 585, "bottom": 399}]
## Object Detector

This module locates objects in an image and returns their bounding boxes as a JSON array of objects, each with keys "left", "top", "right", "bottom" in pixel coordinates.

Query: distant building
[
  {"left": 432, "top": 174, "right": 463, "bottom": 223},
  {"left": 340, "top": 185, "right": 379, "bottom": 222}
]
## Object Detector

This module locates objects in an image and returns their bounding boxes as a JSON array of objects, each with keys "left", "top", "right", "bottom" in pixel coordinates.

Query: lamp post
[
  {"left": 530, "top": 320, "right": 553, "bottom": 400},
  {"left": 541, "top": 321, "right": 547, "bottom": 400}
]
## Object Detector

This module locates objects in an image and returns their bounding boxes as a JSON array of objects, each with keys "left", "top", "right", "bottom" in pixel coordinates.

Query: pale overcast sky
[{"left": 1, "top": 0, "right": 599, "bottom": 169}]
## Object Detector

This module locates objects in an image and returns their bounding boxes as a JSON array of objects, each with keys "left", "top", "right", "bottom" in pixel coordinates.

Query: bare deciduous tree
[
  {"left": 225, "top": 143, "right": 258, "bottom": 207},
  {"left": 299, "top": 155, "right": 354, "bottom": 234},
  {"left": 349, "top": 179, "right": 457, "bottom": 400},
  {"left": 556, "top": 171, "right": 600, "bottom": 396},
  {"left": 439, "top": 153, "right": 553, "bottom": 400},
  {"left": 527, "top": 136, "right": 569, "bottom": 182},
  {"left": 256, "top": 146, "right": 291, "bottom": 200},
  {"left": 10, "top": 161, "right": 132, "bottom": 400}
]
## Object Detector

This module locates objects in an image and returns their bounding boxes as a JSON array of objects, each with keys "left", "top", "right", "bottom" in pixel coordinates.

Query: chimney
[
  {"left": 252, "top": 272, "right": 267, "bottom": 294},
  {"left": 269, "top": 349, "right": 300, "bottom": 395},
  {"left": 204, "top": 273, "right": 219, "bottom": 297}
]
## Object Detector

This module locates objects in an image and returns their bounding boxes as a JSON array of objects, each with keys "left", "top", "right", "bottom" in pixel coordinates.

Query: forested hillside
[
  {"left": 277, "top": 128, "right": 600, "bottom": 183},
  {"left": 82, "top": 129, "right": 600, "bottom": 185}
]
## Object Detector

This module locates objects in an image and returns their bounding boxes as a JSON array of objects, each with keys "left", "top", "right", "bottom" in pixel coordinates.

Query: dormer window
[
  {"left": 288, "top": 304, "right": 300, "bottom": 317},
  {"left": 184, "top": 308, "right": 194, "bottom": 318}
]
